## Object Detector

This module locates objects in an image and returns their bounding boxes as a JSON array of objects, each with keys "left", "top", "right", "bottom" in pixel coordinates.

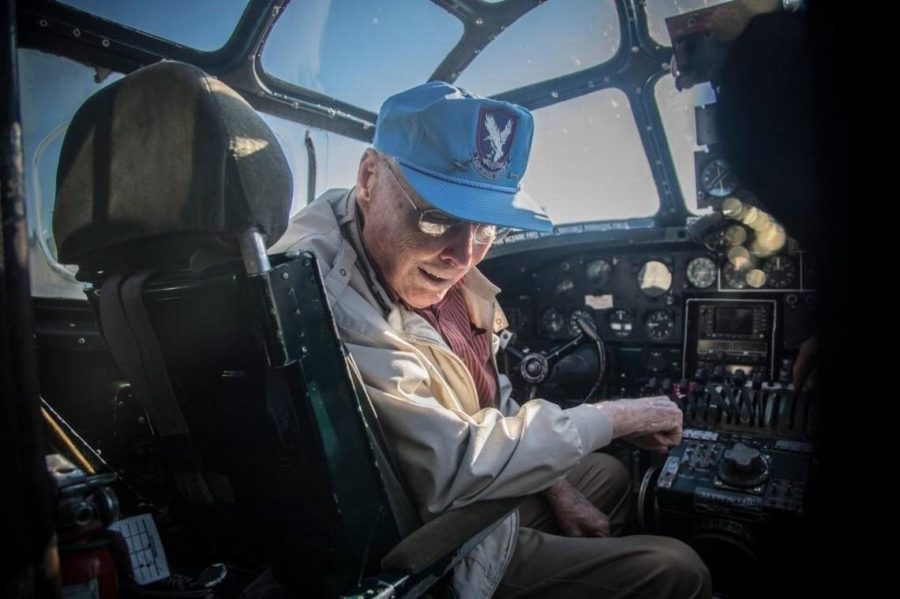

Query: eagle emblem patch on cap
[{"left": 473, "top": 107, "right": 518, "bottom": 179}]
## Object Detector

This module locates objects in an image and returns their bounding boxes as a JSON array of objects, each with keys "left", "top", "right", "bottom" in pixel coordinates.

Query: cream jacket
[{"left": 272, "top": 189, "right": 613, "bottom": 598}]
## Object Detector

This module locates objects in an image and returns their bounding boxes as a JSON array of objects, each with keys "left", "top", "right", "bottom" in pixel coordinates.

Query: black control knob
[
  {"left": 520, "top": 354, "right": 549, "bottom": 384},
  {"left": 712, "top": 365, "right": 725, "bottom": 382},
  {"left": 721, "top": 392, "right": 736, "bottom": 425},
  {"left": 739, "top": 388, "right": 753, "bottom": 426},
  {"left": 739, "top": 399, "right": 752, "bottom": 426},
  {"left": 694, "top": 368, "right": 709, "bottom": 384},
  {"left": 779, "top": 358, "right": 793, "bottom": 386},
  {"left": 718, "top": 442, "right": 769, "bottom": 488},
  {"left": 725, "top": 443, "right": 761, "bottom": 473},
  {"left": 693, "top": 390, "right": 709, "bottom": 422},
  {"left": 751, "top": 372, "right": 763, "bottom": 390}
]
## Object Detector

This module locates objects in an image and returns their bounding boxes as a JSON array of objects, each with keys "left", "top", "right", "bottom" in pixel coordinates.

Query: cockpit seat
[{"left": 52, "top": 60, "right": 517, "bottom": 596}]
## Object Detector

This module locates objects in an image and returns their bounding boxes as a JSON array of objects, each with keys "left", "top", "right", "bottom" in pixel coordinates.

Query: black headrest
[{"left": 53, "top": 61, "right": 292, "bottom": 273}]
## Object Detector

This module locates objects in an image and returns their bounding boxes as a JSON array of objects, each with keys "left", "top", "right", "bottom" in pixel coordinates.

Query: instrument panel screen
[{"left": 715, "top": 307, "right": 754, "bottom": 335}]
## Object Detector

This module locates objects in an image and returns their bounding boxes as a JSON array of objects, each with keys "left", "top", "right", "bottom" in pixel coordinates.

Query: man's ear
[{"left": 356, "top": 149, "right": 380, "bottom": 212}]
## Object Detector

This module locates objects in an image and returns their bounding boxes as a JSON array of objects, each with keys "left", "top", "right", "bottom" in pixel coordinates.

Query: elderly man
[{"left": 274, "top": 82, "right": 711, "bottom": 598}]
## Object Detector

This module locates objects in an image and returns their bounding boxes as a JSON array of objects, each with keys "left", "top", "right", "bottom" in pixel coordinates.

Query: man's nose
[{"left": 439, "top": 224, "right": 477, "bottom": 267}]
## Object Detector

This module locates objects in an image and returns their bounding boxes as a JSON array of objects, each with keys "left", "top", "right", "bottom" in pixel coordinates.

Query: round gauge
[
  {"left": 721, "top": 197, "right": 744, "bottom": 219},
  {"left": 645, "top": 310, "right": 675, "bottom": 341},
  {"left": 568, "top": 309, "right": 593, "bottom": 336},
  {"left": 555, "top": 278, "right": 575, "bottom": 295},
  {"left": 585, "top": 259, "right": 613, "bottom": 287},
  {"left": 724, "top": 225, "right": 748, "bottom": 246},
  {"left": 723, "top": 264, "right": 748, "bottom": 289},
  {"left": 637, "top": 260, "right": 672, "bottom": 297},
  {"left": 686, "top": 256, "right": 717, "bottom": 289},
  {"left": 540, "top": 307, "right": 565, "bottom": 335},
  {"left": 763, "top": 256, "right": 797, "bottom": 289},
  {"left": 727, "top": 245, "right": 751, "bottom": 270},
  {"left": 608, "top": 309, "right": 635, "bottom": 336},
  {"left": 745, "top": 269, "right": 766, "bottom": 288},
  {"left": 700, "top": 158, "right": 738, "bottom": 198}
]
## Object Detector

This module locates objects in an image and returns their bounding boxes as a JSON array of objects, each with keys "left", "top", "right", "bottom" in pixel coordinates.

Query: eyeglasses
[{"left": 384, "top": 161, "right": 510, "bottom": 245}]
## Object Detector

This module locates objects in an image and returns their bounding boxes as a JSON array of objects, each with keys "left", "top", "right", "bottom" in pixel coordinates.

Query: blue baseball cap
[{"left": 373, "top": 81, "right": 553, "bottom": 232}]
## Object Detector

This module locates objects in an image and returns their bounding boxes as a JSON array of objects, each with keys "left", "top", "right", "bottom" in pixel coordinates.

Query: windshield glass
[
  {"left": 262, "top": 0, "right": 463, "bottom": 113},
  {"left": 456, "top": 0, "right": 620, "bottom": 97},
  {"left": 56, "top": 0, "right": 250, "bottom": 51},
  {"left": 19, "top": 49, "right": 123, "bottom": 297},
  {"left": 22, "top": 0, "right": 736, "bottom": 301},
  {"left": 260, "top": 0, "right": 659, "bottom": 223},
  {"left": 525, "top": 87, "right": 658, "bottom": 224},
  {"left": 655, "top": 75, "right": 717, "bottom": 215}
]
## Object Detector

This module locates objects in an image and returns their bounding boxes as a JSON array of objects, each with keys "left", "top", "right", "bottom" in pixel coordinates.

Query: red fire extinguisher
[{"left": 49, "top": 454, "right": 120, "bottom": 599}]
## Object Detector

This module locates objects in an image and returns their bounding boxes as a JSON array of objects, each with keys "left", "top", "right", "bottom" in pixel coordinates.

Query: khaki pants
[{"left": 496, "top": 453, "right": 712, "bottom": 598}]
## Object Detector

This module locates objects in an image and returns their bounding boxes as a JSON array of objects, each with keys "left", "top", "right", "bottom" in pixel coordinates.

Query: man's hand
[
  {"left": 542, "top": 480, "right": 610, "bottom": 538},
  {"left": 597, "top": 395, "right": 683, "bottom": 448}
]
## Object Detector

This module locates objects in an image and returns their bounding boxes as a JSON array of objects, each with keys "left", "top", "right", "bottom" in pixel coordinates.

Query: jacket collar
[{"left": 335, "top": 188, "right": 396, "bottom": 316}]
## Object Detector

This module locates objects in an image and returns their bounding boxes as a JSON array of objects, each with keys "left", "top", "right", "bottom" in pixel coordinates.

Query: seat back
[{"left": 53, "top": 61, "right": 410, "bottom": 595}]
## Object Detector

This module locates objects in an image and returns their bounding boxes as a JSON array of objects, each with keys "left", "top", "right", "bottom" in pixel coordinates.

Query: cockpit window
[
  {"left": 455, "top": 0, "right": 620, "bottom": 97},
  {"left": 55, "top": 0, "right": 250, "bottom": 51},
  {"left": 525, "top": 88, "right": 658, "bottom": 224},
  {"left": 261, "top": 0, "right": 463, "bottom": 113},
  {"left": 655, "top": 74, "right": 716, "bottom": 215},
  {"left": 643, "top": 0, "right": 733, "bottom": 47},
  {"left": 18, "top": 49, "right": 123, "bottom": 297}
]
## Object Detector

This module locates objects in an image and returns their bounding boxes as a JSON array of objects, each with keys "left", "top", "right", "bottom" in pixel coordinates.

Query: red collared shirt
[{"left": 416, "top": 284, "right": 498, "bottom": 410}]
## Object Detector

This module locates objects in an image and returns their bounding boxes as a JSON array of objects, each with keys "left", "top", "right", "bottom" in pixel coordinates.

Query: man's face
[{"left": 357, "top": 152, "right": 491, "bottom": 309}]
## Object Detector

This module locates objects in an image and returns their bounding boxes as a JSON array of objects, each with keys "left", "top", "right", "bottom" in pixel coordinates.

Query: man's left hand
[{"left": 542, "top": 480, "right": 610, "bottom": 537}]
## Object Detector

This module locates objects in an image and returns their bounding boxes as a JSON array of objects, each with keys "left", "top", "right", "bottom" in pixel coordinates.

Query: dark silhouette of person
[{"left": 715, "top": 7, "right": 891, "bottom": 596}]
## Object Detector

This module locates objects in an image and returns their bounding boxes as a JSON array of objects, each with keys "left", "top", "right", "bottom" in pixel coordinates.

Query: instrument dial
[
  {"left": 569, "top": 309, "right": 593, "bottom": 337},
  {"left": 541, "top": 307, "right": 565, "bottom": 335},
  {"left": 700, "top": 158, "right": 738, "bottom": 198},
  {"left": 555, "top": 278, "right": 575, "bottom": 295},
  {"left": 763, "top": 256, "right": 797, "bottom": 289},
  {"left": 686, "top": 256, "right": 717, "bottom": 289},
  {"left": 608, "top": 309, "right": 635, "bottom": 337},
  {"left": 638, "top": 260, "right": 673, "bottom": 297},
  {"left": 723, "top": 264, "right": 748, "bottom": 289},
  {"left": 585, "top": 258, "right": 613, "bottom": 288},
  {"left": 645, "top": 310, "right": 675, "bottom": 341}
]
